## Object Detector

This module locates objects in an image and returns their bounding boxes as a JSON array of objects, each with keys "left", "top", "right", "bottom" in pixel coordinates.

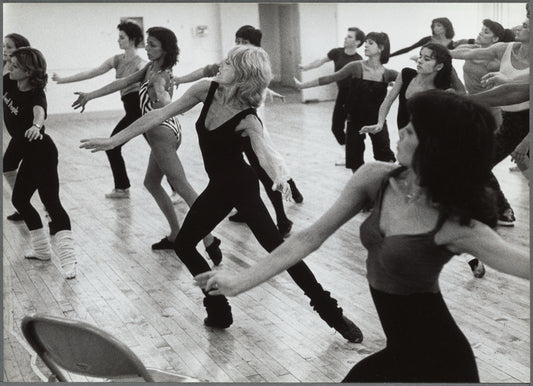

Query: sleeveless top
[
  {"left": 195, "top": 81, "right": 258, "bottom": 179},
  {"left": 397, "top": 68, "right": 418, "bottom": 130},
  {"left": 113, "top": 54, "right": 145, "bottom": 97},
  {"left": 360, "top": 167, "right": 455, "bottom": 295},
  {"left": 139, "top": 68, "right": 181, "bottom": 140},
  {"left": 499, "top": 43, "right": 529, "bottom": 112}
]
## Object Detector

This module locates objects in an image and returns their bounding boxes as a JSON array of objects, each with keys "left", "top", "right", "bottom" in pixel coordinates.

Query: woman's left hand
[
  {"left": 79, "top": 137, "right": 115, "bottom": 152},
  {"left": 511, "top": 139, "right": 529, "bottom": 163},
  {"left": 194, "top": 269, "right": 242, "bottom": 296},
  {"left": 24, "top": 126, "right": 43, "bottom": 141}
]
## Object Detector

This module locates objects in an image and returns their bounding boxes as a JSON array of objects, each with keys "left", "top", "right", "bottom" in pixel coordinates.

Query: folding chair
[{"left": 21, "top": 314, "right": 200, "bottom": 382}]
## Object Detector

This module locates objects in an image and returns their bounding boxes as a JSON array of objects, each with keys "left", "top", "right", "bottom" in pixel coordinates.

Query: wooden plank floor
[{"left": 3, "top": 88, "right": 530, "bottom": 382}]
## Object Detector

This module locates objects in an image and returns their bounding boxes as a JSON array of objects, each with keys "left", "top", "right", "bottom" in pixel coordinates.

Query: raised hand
[
  {"left": 359, "top": 124, "right": 383, "bottom": 135},
  {"left": 72, "top": 92, "right": 91, "bottom": 113},
  {"left": 51, "top": 73, "right": 63, "bottom": 83}
]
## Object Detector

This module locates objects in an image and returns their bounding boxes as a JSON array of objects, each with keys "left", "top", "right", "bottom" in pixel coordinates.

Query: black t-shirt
[
  {"left": 3, "top": 74, "right": 47, "bottom": 141},
  {"left": 327, "top": 47, "right": 362, "bottom": 89}
]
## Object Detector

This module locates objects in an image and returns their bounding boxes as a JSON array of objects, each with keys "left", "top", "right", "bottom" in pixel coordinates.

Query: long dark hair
[
  {"left": 431, "top": 17, "right": 455, "bottom": 38},
  {"left": 421, "top": 42, "right": 452, "bottom": 89},
  {"left": 146, "top": 26, "right": 179, "bottom": 70},
  {"left": 408, "top": 90, "right": 497, "bottom": 227},
  {"left": 11, "top": 47, "right": 48, "bottom": 90}
]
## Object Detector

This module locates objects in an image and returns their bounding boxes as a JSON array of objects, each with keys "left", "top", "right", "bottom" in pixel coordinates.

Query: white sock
[
  {"left": 25, "top": 228, "right": 52, "bottom": 261},
  {"left": 52, "top": 230, "right": 77, "bottom": 279}
]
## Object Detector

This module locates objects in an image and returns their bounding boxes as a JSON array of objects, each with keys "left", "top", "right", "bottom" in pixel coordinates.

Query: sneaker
[
  {"left": 288, "top": 179, "right": 303, "bottom": 203},
  {"left": 229, "top": 212, "right": 246, "bottom": 223},
  {"left": 7, "top": 211, "right": 23, "bottom": 221},
  {"left": 170, "top": 191, "right": 181, "bottom": 204},
  {"left": 105, "top": 188, "right": 130, "bottom": 199},
  {"left": 497, "top": 208, "right": 515, "bottom": 227},
  {"left": 152, "top": 237, "right": 174, "bottom": 250},
  {"left": 60, "top": 258, "right": 77, "bottom": 280},
  {"left": 334, "top": 160, "right": 346, "bottom": 166},
  {"left": 468, "top": 258, "right": 485, "bottom": 279},
  {"left": 277, "top": 219, "right": 293, "bottom": 238},
  {"left": 206, "top": 237, "right": 223, "bottom": 266},
  {"left": 334, "top": 316, "right": 363, "bottom": 343}
]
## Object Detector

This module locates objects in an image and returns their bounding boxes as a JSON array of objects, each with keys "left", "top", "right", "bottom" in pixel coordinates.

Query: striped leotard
[{"left": 139, "top": 69, "right": 181, "bottom": 142}]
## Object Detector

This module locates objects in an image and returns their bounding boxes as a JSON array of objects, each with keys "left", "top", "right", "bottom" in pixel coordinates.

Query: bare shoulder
[
  {"left": 237, "top": 113, "right": 261, "bottom": 135},
  {"left": 350, "top": 162, "right": 396, "bottom": 197},
  {"left": 188, "top": 80, "right": 212, "bottom": 100}
]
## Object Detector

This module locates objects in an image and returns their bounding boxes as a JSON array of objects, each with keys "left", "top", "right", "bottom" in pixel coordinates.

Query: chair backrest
[{"left": 21, "top": 314, "right": 154, "bottom": 382}]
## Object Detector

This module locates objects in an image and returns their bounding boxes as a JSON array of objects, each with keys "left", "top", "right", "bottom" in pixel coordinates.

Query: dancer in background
[
  {"left": 195, "top": 90, "right": 529, "bottom": 382},
  {"left": 451, "top": 17, "right": 530, "bottom": 227},
  {"left": 81, "top": 45, "right": 363, "bottom": 342},
  {"left": 298, "top": 27, "right": 365, "bottom": 147},
  {"left": 3, "top": 33, "right": 31, "bottom": 222},
  {"left": 295, "top": 32, "right": 397, "bottom": 173},
  {"left": 360, "top": 43, "right": 453, "bottom": 133},
  {"left": 4, "top": 48, "right": 77, "bottom": 279},
  {"left": 390, "top": 17, "right": 455, "bottom": 57},
  {"left": 174, "top": 25, "right": 300, "bottom": 237},
  {"left": 72, "top": 27, "right": 222, "bottom": 260},
  {"left": 53, "top": 21, "right": 145, "bottom": 199}
]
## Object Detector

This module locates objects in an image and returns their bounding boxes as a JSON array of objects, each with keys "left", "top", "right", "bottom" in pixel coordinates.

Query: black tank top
[
  {"left": 195, "top": 82, "right": 258, "bottom": 179},
  {"left": 397, "top": 68, "right": 418, "bottom": 130}
]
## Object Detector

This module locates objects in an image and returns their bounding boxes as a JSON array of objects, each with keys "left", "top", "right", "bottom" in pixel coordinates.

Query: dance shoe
[
  {"left": 7, "top": 211, "right": 23, "bottom": 221},
  {"left": 334, "top": 316, "right": 364, "bottom": 343},
  {"left": 206, "top": 237, "right": 223, "bottom": 266},
  {"left": 203, "top": 295, "right": 233, "bottom": 329},
  {"left": 288, "top": 179, "right": 303, "bottom": 203},
  {"left": 105, "top": 188, "right": 130, "bottom": 199},
  {"left": 468, "top": 258, "right": 486, "bottom": 279},
  {"left": 277, "top": 219, "right": 293, "bottom": 238},
  {"left": 152, "top": 237, "right": 174, "bottom": 250},
  {"left": 497, "top": 208, "right": 515, "bottom": 227}
]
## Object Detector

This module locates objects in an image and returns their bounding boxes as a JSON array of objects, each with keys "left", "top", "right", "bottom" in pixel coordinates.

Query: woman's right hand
[
  {"left": 72, "top": 92, "right": 91, "bottom": 113},
  {"left": 359, "top": 124, "right": 383, "bottom": 134},
  {"left": 79, "top": 137, "right": 115, "bottom": 152},
  {"left": 52, "top": 73, "right": 63, "bottom": 84},
  {"left": 194, "top": 269, "right": 242, "bottom": 297}
]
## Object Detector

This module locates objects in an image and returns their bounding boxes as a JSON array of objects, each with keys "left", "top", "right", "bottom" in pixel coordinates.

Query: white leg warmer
[
  {"left": 25, "top": 228, "right": 52, "bottom": 261},
  {"left": 52, "top": 230, "right": 77, "bottom": 279}
]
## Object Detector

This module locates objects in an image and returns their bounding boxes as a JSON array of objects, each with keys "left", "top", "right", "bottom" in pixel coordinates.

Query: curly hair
[
  {"left": 235, "top": 25, "right": 262, "bottom": 47},
  {"left": 146, "top": 26, "right": 179, "bottom": 70},
  {"left": 420, "top": 43, "right": 452, "bottom": 90},
  {"left": 117, "top": 20, "right": 144, "bottom": 47},
  {"left": 431, "top": 17, "right": 455, "bottom": 39},
  {"left": 224, "top": 45, "right": 272, "bottom": 108},
  {"left": 408, "top": 90, "right": 497, "bottom": 227},
  {"left": 365, "top": 32, "right": 391, "bottom": 64},
  {"left": 11, "top": 47, "right": 48, "bottom": 90},
  {"left": 5, "top": 33, "right": 31, "bottom": 49}
]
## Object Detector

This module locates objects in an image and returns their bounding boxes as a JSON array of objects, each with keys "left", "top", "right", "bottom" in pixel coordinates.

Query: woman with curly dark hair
[
  {"left": 72, "top": 27, "right": 222, "bottom": 259},
  {"left": 360, "top": 42, "right": 453, "bottom": 133},
  {"left": 195, "top": 90, "right": 529, "bottom": 382},
  {"left": 390, "top": 17, "right": 455, "bottom": 57},
  {"left": 3, "top": 47, "right": 77, "bottom": 279},
  {"left": 53, "top": 21, "right": 145, "bottom": 199}
]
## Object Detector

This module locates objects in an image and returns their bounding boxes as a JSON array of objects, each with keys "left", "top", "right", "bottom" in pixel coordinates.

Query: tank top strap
[{"left": 199, "top": 81, "right": 220, "bottom": 122}]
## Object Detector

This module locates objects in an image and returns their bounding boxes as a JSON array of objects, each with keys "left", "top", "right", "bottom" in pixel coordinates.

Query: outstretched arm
[
  {"left": 468, "top": 83, "right": 529, "bottom": 107},
  {"left": 450, "top": 42, "right": 506, "bottom": 61},
  {"left": 439, "top": 220, "right": 529, "bottom": 280},
  {"left": 481, "top": 71, "right": 530, "bottom": 88},
  {"left": 72, "top": 64, "right": 148, "bottom": 112},
  {"left": 390, "top": 36, "right": 430, "bottom": 58},
  {"left": 360, "top": 71, "right": 403, "bottom": 134},
  {"left": 52, "top": 57, "right": 115, "bottom": 84},
  {"left": 80, "top": 80, "right": 209, "bottom": 150},
  {"left": 173, "top": 63, "right": 219, "bottom": 88},
  {"left": 298, "top": 57, "right": 331, "bottom": 71},
  {"left": 194, "top": 162, "right": 393, "bottom": 296},
  {"left": 294, "top": 60, "right": 360, "bottom": 89}
]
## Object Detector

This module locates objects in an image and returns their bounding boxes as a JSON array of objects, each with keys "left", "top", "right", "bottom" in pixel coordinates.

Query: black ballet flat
[
  {"left": 228, "top": 212, "right": 246, "bottom": 223},
  {"left": 7, "top": 211, "right": 23, "bottom": 221},
  {"left": 335, "top": 316, "right": 363, "bottom": 343},
  {"left": 206, "top": 237, "right": 223, "bottom": 266},
  {"left": 277, "top": 219, "right": 293, "bottom": 238},
  {"left": 151, "top": 237, "right": 174, "bottom": 250}
]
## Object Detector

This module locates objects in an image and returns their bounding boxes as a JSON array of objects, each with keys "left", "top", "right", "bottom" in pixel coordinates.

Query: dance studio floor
[{"left": 3, "top": 88, "right": 530, "bottom": 382}]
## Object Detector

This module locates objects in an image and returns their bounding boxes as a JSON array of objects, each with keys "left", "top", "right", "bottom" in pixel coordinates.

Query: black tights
[
  {"left": 12, "top": 136, "right": 70, "bottom": 234},
  {"left": 174, "top": 170, "right": 343, "bottom": 323}
]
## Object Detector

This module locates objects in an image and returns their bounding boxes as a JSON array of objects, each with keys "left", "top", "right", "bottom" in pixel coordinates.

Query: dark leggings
[
  {"left": 345, "top": 119, "right": 396, "bottom": 172},
  {"left": 174, "top": 169, "right": 340, "bottom": 310},
  {"left": 3, "top": 138, "right": 24, "bottom": 172},
  {"left": 105, "top": 92, "right": 142, "bottom": 189},
  {"left": 343, "top": 287, "right": 479, "bottom": 383},
  {"left": 487, "top": 109, "right": 529, "bottom": 211},
  {"left": 331, "top": 87, "right": 350, "bottom": 145},
  {"left": 11, "top": 135, "right": 70, "bottom": 234},
  {"left": 242, "top": 140, "right": 289, "bottom": 224}
]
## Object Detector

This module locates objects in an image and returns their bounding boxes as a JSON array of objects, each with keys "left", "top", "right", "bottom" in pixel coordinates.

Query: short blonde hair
[{"left": 225, "top": 45, "right": 272, "bottom": 107}]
